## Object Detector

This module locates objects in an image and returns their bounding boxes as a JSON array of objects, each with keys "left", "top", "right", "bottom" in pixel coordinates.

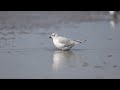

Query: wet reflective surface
[{"left": 0, "top": 11, "right": 120, "bottom": 79}]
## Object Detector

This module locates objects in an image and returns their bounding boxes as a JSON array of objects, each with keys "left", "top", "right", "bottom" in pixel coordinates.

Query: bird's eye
[{"left": 52, "top": 35, "right": 55, "bottom": 37}]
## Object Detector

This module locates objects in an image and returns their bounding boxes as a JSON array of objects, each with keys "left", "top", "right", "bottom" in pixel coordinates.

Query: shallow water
[{"left": 0, "top": 11, "right": 120, "bottom": 79}]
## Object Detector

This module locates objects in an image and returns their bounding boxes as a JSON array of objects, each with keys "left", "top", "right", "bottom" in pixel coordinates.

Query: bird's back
[{"left": 57, "top": 36, "right": 75, "bottom": 46}]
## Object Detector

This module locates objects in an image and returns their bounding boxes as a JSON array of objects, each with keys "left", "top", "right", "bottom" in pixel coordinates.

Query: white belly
[
  {"left": 53, "top": 39, "right": 65, "bottom": 49},
  {"left": 53, "top": 39, "right": 74, "bottom": 50}
]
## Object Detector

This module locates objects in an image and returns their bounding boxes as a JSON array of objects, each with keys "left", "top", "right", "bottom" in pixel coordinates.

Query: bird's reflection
[
  {"left": 110, "top": 17, "right": 118, "bottom": 29},
  {"left": 52, "top": 50, "right": 75, "bottom": 71},
  {"left": 52, "top": 50, "right": 88, "bottom": 71}
]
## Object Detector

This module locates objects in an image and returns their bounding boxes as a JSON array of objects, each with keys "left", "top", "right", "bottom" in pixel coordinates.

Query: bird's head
[{"left": 49, "top": 33, "right": 58, "bottom": 39}]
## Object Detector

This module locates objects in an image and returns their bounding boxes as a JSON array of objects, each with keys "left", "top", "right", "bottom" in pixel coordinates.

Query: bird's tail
[{"left": 73, "top": 40, "right": 87, "bottom": 44}]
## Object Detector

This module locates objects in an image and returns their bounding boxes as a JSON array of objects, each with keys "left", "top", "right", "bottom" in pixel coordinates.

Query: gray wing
[{"left": 57, "top": 37, "right": 75, "bottom": 46}]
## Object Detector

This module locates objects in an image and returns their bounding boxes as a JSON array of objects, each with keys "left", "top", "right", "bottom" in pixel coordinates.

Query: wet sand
[{"left": 0, "top": 11, "right": 120, "bottom": 79}]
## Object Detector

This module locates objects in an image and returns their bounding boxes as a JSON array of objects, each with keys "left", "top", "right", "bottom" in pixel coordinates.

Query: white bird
[
  {"left": 49, "top": 33, "right": 86, "bottom": 51},
  {"left": 109, "top": 11, "right": 116, "bottom": 16},
  {"left": 109, "top": 11, "right": 119, "bottom": 19},
  {"left": 109, "top": 11, "right": 119, "bottom": 29}
]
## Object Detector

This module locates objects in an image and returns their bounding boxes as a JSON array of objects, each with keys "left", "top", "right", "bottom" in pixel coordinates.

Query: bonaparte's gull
[
  {"left": 109, "top": 11, "right": 119, "bottom": 29},
  {"left": 49, "top": 33, "right": 86, "bottom": 51},
  {"left": 109, "top": 11, "right": 116, "bottom": 16}
]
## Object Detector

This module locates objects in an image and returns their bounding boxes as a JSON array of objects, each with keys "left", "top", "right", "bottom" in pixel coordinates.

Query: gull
[
  {"left": 109, "top": 11, "right": 119, "bottom": 29},
  {"left": 109, "top": 11, "right": 119, "bottom": 19},
  {"left": 49, "top": 33, "right": 86, "bottom": 51},
  {"left": 109, "top": 11, "right": 116, "bottom": 16}
]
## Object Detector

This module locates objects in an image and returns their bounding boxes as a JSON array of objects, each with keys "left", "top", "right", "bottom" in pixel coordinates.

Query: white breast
[
  {"left": 53, "top": 38, "right": 74, "bottom": 50},
  {"left": 53, "top": 38, "right": 65, "bottom": 49}
]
